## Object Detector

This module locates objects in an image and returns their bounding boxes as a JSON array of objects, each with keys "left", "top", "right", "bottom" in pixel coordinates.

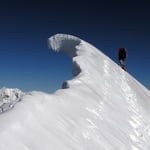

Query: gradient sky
[{"left": 0, "top": 0, "right": 149, "bottom": 93}]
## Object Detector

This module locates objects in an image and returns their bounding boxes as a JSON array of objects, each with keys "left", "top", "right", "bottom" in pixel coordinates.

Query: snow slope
[{"left": 0, "top": 34, "right": 150, "bottom": 150}]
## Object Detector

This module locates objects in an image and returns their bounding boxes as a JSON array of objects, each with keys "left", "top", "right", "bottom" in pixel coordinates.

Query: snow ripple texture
[{"left": 0, "top": 34, "right": 150, "bottom": 150}]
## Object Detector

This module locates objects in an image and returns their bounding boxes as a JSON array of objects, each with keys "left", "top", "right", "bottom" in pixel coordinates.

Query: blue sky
[{"left": 0, "top": 0, "right": 149, "bottom": 93}]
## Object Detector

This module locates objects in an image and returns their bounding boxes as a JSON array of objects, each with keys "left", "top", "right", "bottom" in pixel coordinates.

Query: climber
[{"left": 118, "top": 48, "right": 127, "bottom": 71}]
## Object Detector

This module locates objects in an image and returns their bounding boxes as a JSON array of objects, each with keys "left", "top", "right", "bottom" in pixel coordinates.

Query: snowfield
[{"left": 0, "top": 34, "right": 150, "bottom": 150}]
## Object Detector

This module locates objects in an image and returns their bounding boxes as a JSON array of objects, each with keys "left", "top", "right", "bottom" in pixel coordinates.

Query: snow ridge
[{"left": 0, "top": 34, "right": 150, "bottom": 150}]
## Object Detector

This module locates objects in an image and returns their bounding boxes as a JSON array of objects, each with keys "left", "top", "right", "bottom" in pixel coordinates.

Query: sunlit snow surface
[{"left": 0, "top": 34, "right": 150, "bottom": 150}]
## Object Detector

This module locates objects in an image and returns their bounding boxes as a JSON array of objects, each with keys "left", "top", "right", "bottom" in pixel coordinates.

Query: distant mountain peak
[{"left": 0, "top": 87, "right": 24, "bottom": 113}]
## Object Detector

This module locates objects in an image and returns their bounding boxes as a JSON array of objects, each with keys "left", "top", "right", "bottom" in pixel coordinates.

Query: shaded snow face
[{"left": 0, "top": 34, "right": 150, "bottom": 150}]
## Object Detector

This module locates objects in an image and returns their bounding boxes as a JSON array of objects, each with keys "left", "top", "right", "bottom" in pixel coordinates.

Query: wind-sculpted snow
[
  {"left": 0, "top": 34, "right": 150, "bottom": 150},
  {"left": 48, "top": 34, "right": 81, "bottom": 57}
]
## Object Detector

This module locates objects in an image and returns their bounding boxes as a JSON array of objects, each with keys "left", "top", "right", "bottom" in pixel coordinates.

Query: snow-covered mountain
[
  {"left": 0, "top": 87, "right": 24, "bottom": 113},
  {"left": 0, "top": 34, "right": 150, "bottom": 150}
]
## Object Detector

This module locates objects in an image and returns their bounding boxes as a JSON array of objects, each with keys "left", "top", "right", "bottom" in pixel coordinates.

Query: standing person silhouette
[{"left": 118, "top": 48, "right": 127, "bottom": 71}]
